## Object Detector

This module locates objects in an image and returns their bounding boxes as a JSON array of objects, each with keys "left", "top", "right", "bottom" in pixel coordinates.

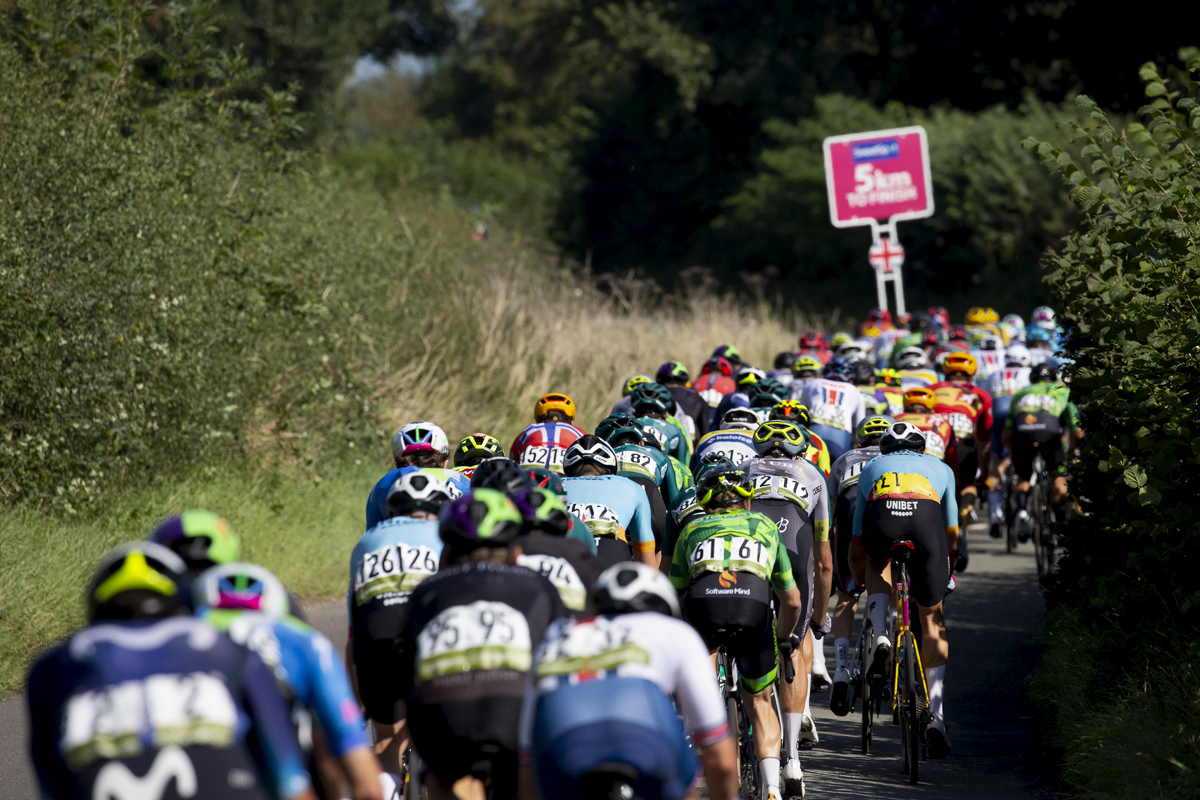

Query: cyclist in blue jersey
[
  {"left": 850, "top": 422, "right": 959, "bottom": 757},
  {"left": 797, "top": 359, "right": 867, "bottom": 460},
  {"left": 27, "top": 542, "right": 316, "bottom": 800},
  {"left": 365, "top": 422, "right": 469, "bottom": 529},
  {"left": 193, "top": 564, "right": 382, "bottom": 800},
  {"left": 518, "top": 563, "right": 737, "bottom": 800},
  {"left": 347, "top": 473, "right": 451, "bottom": 780},
  {"left": 560, "top": 435, "right": 658, "bottom": 569}
]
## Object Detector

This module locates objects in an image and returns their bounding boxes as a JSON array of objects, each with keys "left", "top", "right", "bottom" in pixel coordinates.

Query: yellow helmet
[
  {"left": 942, "top": 352, "right": 978, "bottom": 377},
  {"left": 902, "top": 386, "right": 938, "bottom": 411},
  {"left": 535, "top": 393, "right": 576, "bottom": 422}
]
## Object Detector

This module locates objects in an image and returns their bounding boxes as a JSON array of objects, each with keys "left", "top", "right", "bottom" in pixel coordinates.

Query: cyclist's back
[
  {"left": 511, "top": 420, "right": 587, "bottom": 473},
  {"left": 797, "top": 366, "right": 867, "bottom": 460},
  {"left": 560, "top": 474, "right": 656, "bottom": 567}
]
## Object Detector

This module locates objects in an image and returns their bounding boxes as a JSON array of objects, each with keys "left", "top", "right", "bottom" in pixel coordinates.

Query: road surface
[{"left": 0, "top": 524, "right": 1054, "bottom": 798}]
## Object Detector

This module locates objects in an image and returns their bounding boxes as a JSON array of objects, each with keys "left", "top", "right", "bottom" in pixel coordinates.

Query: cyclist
[
  {"left": 713, "top": 367, "right": 768, "bottom": 425},
  {"left": 797, "top": 332, "right": 832, "bottom": 365},
  {"left": 892, "top": 347, "right": 939, "bottom": 389},
  {"left": 693, "top": 357, "right": 738, "bottom": 409},
  {"left": 347, "top": 472, "right": 450, "bottom": 778},
  {"left": 970, "top": 332, "right": 1006, "bottom": 381},
  {"left": 928, "top": 306, "right": 950, "bottom": 329},
  {"left": 896, "top": 387, "right": 959, "bottom": 471},
  {"left": 769, "top": 351, "right": 799, "bottom": 387},
  {"left": 796, "top": 359, "right": 867, "bottom": 460},
  {"left": 1030, "top": 305, "right": 1058, "bottom": 338},
  {"left": 601, "top": 414, "right": 685, "bottom": 512},
  {"left": 849, "top": 360, "right": 887, "bottom": 414},
  {"left": 1002, "top": 314, "right": 1026, "bottom": 343},
  {"left": 657, "top": 360, "right": 712, "bottom": 442},
  {"left": 787, "top": 355, "right": 824, "bottom": 398},
  {"left": 931, "top": 353, "right": 993, "bottom": 555},
  {"left": 1004, "top": 363, "right": 1081, "bottom": 537},
  {"left": 826, "top": 415, "right": 892, "bottom": 717},
  {"left": 770, "top": 401, "right": 831, "bottom": 475},
  {"left": 1025, "top": 326, "right": 1056, "bottom": 365},
  {"left": 560, "top": 435, "right": 658, "bottom": 568},
  {"left": 746, "top": 422, "right": 832, "bottom": 791},
  {"left": 399, "top": 490, "right": 566, "bottom": 800},
  {"left": 982, "top": 346, "right": 1032, "bottom": 538},
  {"left": 28, "top": 542, "right": 317, "bottom": 800},
  {"left": 525, "top": 467, "right": 599, "bottom": 554},
  {"left": 366, "top": 422, "right": 469, "bottom": 529},
  {"left": 511, "top": 393, "right": 587, "bottom": 473},
  {"left": 453, "top": 433, "right": 505, "bottom": 480},
  {"left": 518, "top": 563, "right": 737, "bottom": 800},
  {"left": 668, "top": 466, "right": 804, "bottom": 800},
  {"left": 692, "top": 415, "right": 759, "bottom": 470},
  {"left": 146, "top": 509, "right": 240, "bottom": 578},
  {"left": 850, "top": 422, "right": 958, "bottom": 758},
  {"left": 630, "top": 382, "right": 692, "bottom": 462},
  {"left": 511, "top": 486, "right": 601, "bottom": 612},
  {"left": 664, "top": 454, "right": 737, "bottom": 574},
  {"left": 193, "top": 563, "right": 382, "bottom": 800}
]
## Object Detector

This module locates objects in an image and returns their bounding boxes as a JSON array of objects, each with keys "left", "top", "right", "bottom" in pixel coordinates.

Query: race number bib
[
  {"left": 920, "top": 431, "right": 948, "bottom": 460},
  {"left": 838, "top": 460, "right": 866, "bottom": 491},
  {"left": 535, "top": 617, "right": 649, "bottom": 679},
  {"left": 566, "top": 502, "right": 626, "bottom": 542},
  {"left": 61, "top": 673, "right": 237, "bottom": 770},
  {"left": 353, "top": 543, "right": 440, "bottom": 606},
  {"left": 751, "top": 475, "right": 811, "bottom": 508},
  {"left": 697, "top": 442, "right": 754, "bottom": 466},
  {"left": 516, "top": 554, "right": 587, "bottom": 610},
  {"left": 689, "top": 535, "right": 771, "bottom": 581},
  {"left": 415, "top": 600, "right": 532, "bottom": 682},
  {"left": 810, "top": 402, "right": 849, "bottom": 431},
  {"left": 945, "top": 412, "right": 975, "bottom": 442},
  {"left": 520, "top": 445, "right": 566, "bottom": 473},
  {"left": 617, "top": 450, "right": 659, "bottom": 479}
]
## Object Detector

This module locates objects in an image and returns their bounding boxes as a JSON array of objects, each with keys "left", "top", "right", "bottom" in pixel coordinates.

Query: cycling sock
[
  {"left": 803, "top": 677, "right": 811, "bottom": 716},
  {"left": 925, "top": 664, "right": 946, "bottom": 721},
  {"left": 809, "top": 630, "right": 827, "bottom": 675},
  {"left": 988, "top": 489, "right": 1005, "bottom": 522},
  {"left": 758, "top": 757, "right": 781, "bottom": 796},
  {"left": 834, "top": 638, "right": 850, "bottom": 673},
  {"left": 784, "top": 714, "right": 803, "bottom": 760},
  {"left": 868, "top": 593, "right": 889, "bottom": 638}
]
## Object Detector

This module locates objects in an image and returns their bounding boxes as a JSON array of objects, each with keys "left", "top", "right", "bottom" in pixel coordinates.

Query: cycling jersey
[
  {"left": 666, "top": 487, "right": 703, "bottom": 561},
  {"left": 365, "top": 467, "right": 469, "bottom": 530},
  {"left": 666, "top": 384, "right": 712, "bottom": 443},
  {"left": 852, "top": 451, "right": 958, "bottom": 608},
  {"left": 747, "top": 457, "right": 830, "bottom": 639},
  {"left": 1006, "top": 382, "right": 1078, "bottom": 480},
  {"left": 970, "top": 349, "right": 1005, "bottom": 381},
  {"left": 983, "top": 366, "right": 1031, "bottom": 457},
  {"left": 930, "top": 382, "right": 993, "bottom": 449},
  {"left": 347, "top": 516, "right": 442, "bottom": 723},
  {"left": 828, "top": 445, "right": 881, "bottom": 592},
  {"left": 797, "top": 378, "right": 867, "bottom": 460},
  {"left": 510, "top": 422, "right": 588, "bottom": 474},
  {"left": 27, "top": 616, "right": 311, "bottom": 800},
  {"left": 518, "top": 613, "right": 727, "bottom": 800},
  {"left": 638, "top": 416, "right": 691, "bottom": 463},
  {"left": 804, "top": 430, "right": 833, "bottom": 476},
  {"left": 515, "top": 535, "right": 601, "bottom": 611},
  {"left": 691, "top": 429, "right": 757, "bottom": 470},
  {"left": 615, "top": 442, "right": 686, "bottom": 511},
  {"left": 400, "top": 561, "right": 565, "bottom": 800},
  {"left": 894, "top": 412, "right": 959, "bottom": 471},
  {"left": 199, "top": 609, "right": 370, "bottom": 759},
  {"left": 893, "top": 368, "right": 939, "bottom": 389},
  {"left": 560, "top": 475, "right": 657, "bottom": 564},
  {"left": 692, "top": 372, "right": 737, "bottom": 409}
]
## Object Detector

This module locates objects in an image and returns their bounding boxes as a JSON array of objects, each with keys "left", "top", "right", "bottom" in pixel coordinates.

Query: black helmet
[
  {"left": 476, "top": 460, "right": 535, "bottom": 495},
  {"left": 850, "top": 360, "right": 876, "bottom": 386},
  {"left": 773, "top": 351, "right": 799, "bottom": 371},
  {"left": 591, "top": 562, "right": 681, "bottom": 618},
  {"left": 470, "top": 457, "right": 516, "bottom": 488},
  {"left": 1029, "top": 363, "right": 1058, "bottom": 383},
  {"left": 880, "top": 422, "right": 927, "bottom": 454}
]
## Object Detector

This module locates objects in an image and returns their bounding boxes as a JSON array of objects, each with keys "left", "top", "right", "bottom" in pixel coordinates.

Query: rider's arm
[
  {"left": 240, "top": 650, "right": 317, "bottom": 800},
  {"left": 811, "top": 482, "right": 833, "bottom": 624},
  {"left": 628, "top": 485, "right": 659, "bottom": 567},
  {"left": 771, "top": 544, "right": 803, "bottom": 636},
  {"left": 940, "top": 462, "right": 961, "bottom": 563}
]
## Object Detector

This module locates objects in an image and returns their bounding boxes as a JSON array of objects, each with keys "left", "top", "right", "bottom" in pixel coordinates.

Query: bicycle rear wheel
[
  {"left": 901, "top": 632, "right": 920, "bottom": 784},
  {"left": 857, "top": 622, "right": 873, "bottom": 754}
]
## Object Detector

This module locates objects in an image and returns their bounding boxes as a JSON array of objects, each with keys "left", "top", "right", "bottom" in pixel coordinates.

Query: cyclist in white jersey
[
  {"left": 982, "top": 345, "right": 1032, "bottom": 537},
  {"left": 797, "top": 359, "right": 867, "bottom": 460}
]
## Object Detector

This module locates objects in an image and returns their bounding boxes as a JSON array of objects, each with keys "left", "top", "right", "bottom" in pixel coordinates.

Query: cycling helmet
[
  {"left": 1030, "top": 363, "right": 1058, "bottom": 383},
  {"left": 696, "top": 465, "right": 754, "bottom": 509},
  {"left": 471, "top": 456, "right": 517, "bottom": 488},
  {"left": 87, "top": 541, "right": 188, "bottom": 622},
  {"left": 1026, "top": 326, "right": 1053, "bottom": 345},
  {"left": 1005, "top": 344, "right": 1032, "bottom": 367},
  {"left": 147, "top": 510, "right": 240, "bottom": 574},
  {"left": 822, "top": 358, "right": 853, "bottom": 382},
  {"left": 1031, "top": 306, "right": 1056, "bottom": 330},
  {"left": 922, "top": 329, "right": 945, "bottom": 347},
  {"left": 630, "top": 383, "right": 674, "bottom": 416},
  {"left": 392, "top": 421, "right": 450, "bottom": 459},
  {"left": 854, "top": 415, "right": 895, "bottom": 447},
  {"left": 976, "top": 333, "right": 1004, "bottom": 352},
  {"left": 903, "top": 387, "right": 937, "bottom": 411},
  {"left": 942, "top": 352, "right": 978, "bottom": 377},
  {"left": 850, "top": 360, "right": 876, "bottom": 386},
  {"left": 749, "top": 385, "right": 784, "bottom": 408},
  {"left": 773, "top": 351, "right": 799, "bottom": 371},
  {"left": 770, "top": 400, "right": 811, "bottom": 426},
  {"left": 928, "top": 307, "right": 950, "bottom": 328},
  {"left": 510, "top": 487, "right": 573, "bottom": 537},
  {"left": 798, "top": 332, "right": 827, "bottom": 350},
  {"left": 476, "top": 461, "right": 536, "bottom": 495},
  {"left": 948, "top": 325, "right": 969, "bottom": 342},
  {"left": 695, "top": 452, "right": 736, "bottom": 481},
  {"left": 608, "top": 420, "right": 655, "bottom": 449},
  {"left": 438, "top": 489, "right": 524, "bottom": 557},
  {"left": 193, "top": 562, "right": 291, "bottom": 617},
  {"left": 594, "top": 414, "right": 629, "bottom": 442},
  {"left": 1002, "top": 314, "right": 1026, "bottom": 340},
  {"left": 535, "top": 393, "right": 576, "bottom": 422},
  {"left": 837, "top": 341, "right": 866, "bottom": 362},
  {"left": 894, "top": 347, "right": 929, "bottom": 370},
  {"left": 880, "top": 422, "right": 927, "bottom": 455},
  {"left": 829, "top": 332, "right": 854, "bottom": 348},
  {"left": 591, "top": 562, "right": 681, "bottom": 618},
  {"left": 701, "top": 357, "right": 734, "bottom": 377},
  {"left": 712, "top": 344, "right": 743, "bottom": 367},
  {"left": 656, "top": 361, "right": 690, "bottom": 384},
  {"left": 720, "top": 407, "right": 766, "bottom": 431},
  {"left": 735, "top": 367, "right": 766, "bottom": 388},
  {"left": 965, "top": 307, "right": 989, "bottom": 325},
  {"left": 526, "top": 466, "right": 567, "bottom": 497},
  {"left": 622, "top": 375, "right": 654, "bottom": 396},
  {"left": 563, "top": 435, "right": 618, "bottom": 472},
  {"left": 454, "top": 433, "right": 504, "bottom": 468},
  {"left": 751, "top": 420, "right": 810, "bottom": 458},
  {"left": 386, "top": 471, "right": 453, "bottom": 517},
  {"left": 868, "top": 308, "right": 893, "bottom": 326},
  {"left": 791, "top": 355, "right": 824, "bottom": 377}
]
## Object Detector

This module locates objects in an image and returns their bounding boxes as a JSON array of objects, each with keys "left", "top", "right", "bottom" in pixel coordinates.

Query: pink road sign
[{"left": 823, "top": 126, "right": 934, "bottom": 227}]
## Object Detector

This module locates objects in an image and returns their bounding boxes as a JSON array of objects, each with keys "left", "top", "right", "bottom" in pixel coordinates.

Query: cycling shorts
[
  {"left": 408, "top": 698, "right": 521, "bottom": 800},
  {"left": 955, "top": 441, "right": 979, "bottom": 493},
  {"left": 353, "top": 636, "right": 410, "bottom": 724},
  {"left": 594, "top": 537, "right": 634, "bottom": 571},
  {"left": 858, "top": 499, "right": 950, "bottom": 608},
  {"left": 833, "top": 492, "right": 857, "bottom": 594},
  {"left": 752, "top": 500, "right": 812, "bottom": 638},
  {"left": 683, "top": 574, "right": 777, "bottom": 694},
  {"left": 1012, "top": 427, "right": 1066, "bottom": 482}
]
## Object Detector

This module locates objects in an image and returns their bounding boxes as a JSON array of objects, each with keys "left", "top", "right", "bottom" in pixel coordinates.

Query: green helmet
[
  {"left": 147, "top": 510, "right": 240, "bottom": 575},
  {"left": 630, "top": 383, "right": 674, "bottom": 416}
]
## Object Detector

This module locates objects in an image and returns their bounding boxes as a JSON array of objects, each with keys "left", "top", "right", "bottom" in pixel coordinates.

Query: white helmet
[
  {"left": 385, "top": 471, "right": 453, "bottom": 518},
  {"left": 880, "top": 421, "right": 927, "bottom": 454},
  {"left": 1031, "top": 306, "right": 1056, "bottom": 330},
  {"left": 193, "top": 562, "right": 291, "bottom": 618},
  {"left": 895, "top": 346, "right": 929, "bottom": 370},
  {"left": 838, "top": 341, "right": 866, "bottom": 362},
  {"left": 1005, "top": 344, "right": 1031, "bottom": 367},
  {"left": 976, "top": 333, "right": 1004, "bottom": 352},
  {"left": 590, "top": 562, "right": 681, "bottom": 618},
  {"left": 392, "top": 421, "right": 450, "bottom": 459},
  {"left": 563, "top": 435, "right": 618, "bottom": 470},
  {"left": 721, "top": 407, "right": 767, "bottom": 431}
]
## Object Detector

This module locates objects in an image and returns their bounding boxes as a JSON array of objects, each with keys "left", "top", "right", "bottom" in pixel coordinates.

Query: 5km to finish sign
[{"left": 823, "top": 125, "right": 933, "bottom": 316}]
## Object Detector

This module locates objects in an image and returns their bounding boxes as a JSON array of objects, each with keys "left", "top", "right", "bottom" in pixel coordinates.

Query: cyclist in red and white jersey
[{"left": 511, "top": 393, "right": 587, "bottom": 474}]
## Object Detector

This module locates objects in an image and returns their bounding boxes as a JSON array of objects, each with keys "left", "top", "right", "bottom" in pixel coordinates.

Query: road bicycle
[
  {"left": 888, "top": 541, "right": 930, "bottom": 784},
  {"left": 845, "top": 593, "right": 886, "bottom": 755},
  {"left": 1026, "top": 452, "right": 1058, "bottom": 576},
  {"left": 716, "top": 632, "right": 789, "bottom": 800}
]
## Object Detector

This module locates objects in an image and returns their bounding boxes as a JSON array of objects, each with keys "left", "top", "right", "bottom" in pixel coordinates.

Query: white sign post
[{"left": 823, "top": 126, "right": 934, "bottom": 317}]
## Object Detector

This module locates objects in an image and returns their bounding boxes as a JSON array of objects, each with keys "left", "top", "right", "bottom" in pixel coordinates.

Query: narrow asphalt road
[{"left": 0, "top": 524, "right": 1051, "bottom": 798}]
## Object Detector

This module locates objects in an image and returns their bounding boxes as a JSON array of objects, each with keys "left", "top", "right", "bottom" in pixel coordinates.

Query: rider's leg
[
  {"left": 865, "top": 561, "right": 892, "bottom": 638},
  {"left": 778, "top": 641, "right": 809, "bottom": 762},
  {"left": 831, "top": 590, "right": 856, "bottom": 674},
  {"left": 372, "top": 718, "right": 409, "bottom": 776},
  {"left": 426, "top": 774, "right": 486, "bottom": 800},
  {"left": 743, "top": 684, "right": 782, "bottom": 794}
]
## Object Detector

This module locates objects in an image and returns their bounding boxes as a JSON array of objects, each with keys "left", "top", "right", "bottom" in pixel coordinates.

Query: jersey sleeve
[
  {"left": 668, "top": 528, "right": 692, "bottom": 590},
  {"left": 667, "top": 620, "right": 730, "bottom": 747},
  {"left": 1064, "top": 397, "right": 1080, "bottom": 429},
  {"left": 811, "top": 476, "right": 831, "bottom": 544},
  {"left": 241, "top": 649, "right": 313, "bottom": 800},
  {"left": 26, "top": 655, "right": 68, "bottom": 800},
  {"left": 628, "top": 483, "right": 657, "bottom": 554},
  {"left": 297, "top": 629, "right": 371, "bottom": 758}
]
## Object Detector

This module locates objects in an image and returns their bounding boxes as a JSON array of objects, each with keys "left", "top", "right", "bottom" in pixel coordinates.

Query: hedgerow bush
[{"left": 1025, "top": 50, "right": 1200, "bottom": 797}]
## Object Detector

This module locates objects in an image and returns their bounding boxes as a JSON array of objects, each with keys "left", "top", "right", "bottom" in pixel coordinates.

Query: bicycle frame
[{"left": 890, "top": 563, "right": 930, "bottom": 710}]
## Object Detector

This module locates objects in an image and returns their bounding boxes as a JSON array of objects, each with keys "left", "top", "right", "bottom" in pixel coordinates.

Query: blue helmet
[
  {"left": 1026, "top": 326, "right": 1053, "bottom": 344},
  {"left": 822, "top": 358, "right": 853, "bottom": 382}
]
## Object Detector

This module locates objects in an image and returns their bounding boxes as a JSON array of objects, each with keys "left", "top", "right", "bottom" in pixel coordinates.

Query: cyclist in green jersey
[
  {"left": 630, "top": 383, "right": 693, "bottom": 462},
  {"left": 1003, "top": 363, "right": 1082, "bottom": 532},
  {"left": 669, "top": 467, "right": 803, "bottom": 800}
]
